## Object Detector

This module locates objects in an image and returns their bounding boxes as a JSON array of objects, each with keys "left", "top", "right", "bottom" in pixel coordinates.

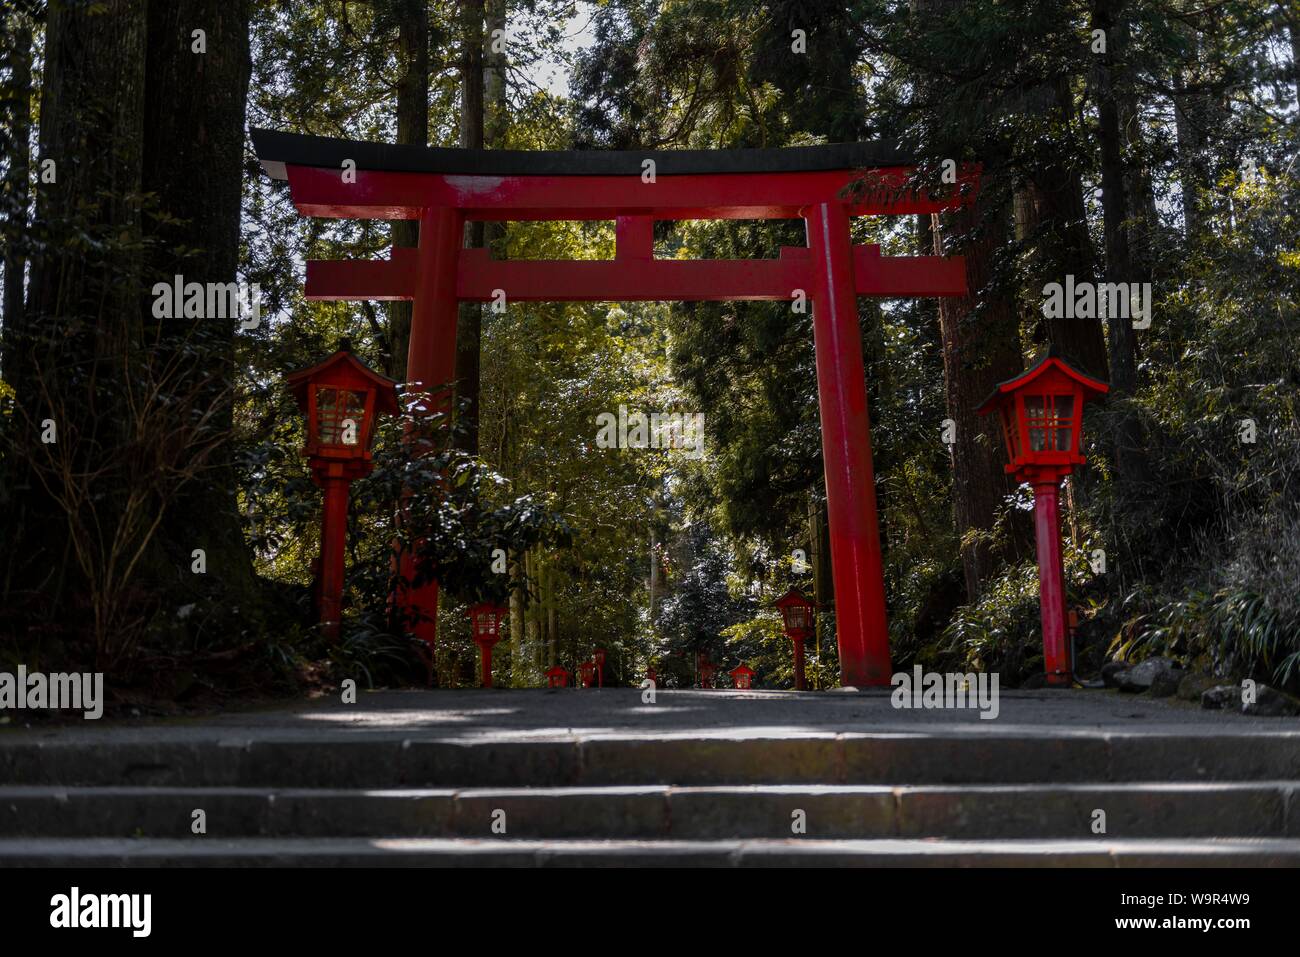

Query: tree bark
[
  {"left": 1091, "top": 1, "right": 1138, "bottom": 396},
  {"left": 1013, "top": 78, "right": 1109, "bottom": 380},
  {"left": 1092, "top": 0, "right": 1149, "bottom": 486},
  {"left": 1, "top": 9, "right": 32, "bottom": 364},
  {"left": 1290, "top": 15, "right": 1300, "bottom": 107},
  {"left": 141, "top": 0, "right": 254, "bottom": 600},
  {"left": 453, "top": 0, "right": 486, "bottom": 454},
  {"left": 387, "top": 0, "right": 428, "bottom": 381},
  {"left": 13, "top": 0, "right": 147, "bottom": 611},
  {"left": 933, "top": 196, "right": 1025, "bottom": 600}
]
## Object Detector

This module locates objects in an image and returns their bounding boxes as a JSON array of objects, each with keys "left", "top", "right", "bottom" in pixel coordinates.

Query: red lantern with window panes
[
  {"left": 730, "top": 664, "right": 756, "bottom": 689},
  {"left": 545, "top": 664, "right": 570, "bottom": 688},
  {"left": 287, "top": 342, "right": 399, "bottom": 640},
  {"left": 977, "top": 349, "right": 1108, "bottom": 686},
  {"left": 467, "top": 602, "right": 507, "bottom": 688},
  {"left": 774, "top": 588, "right": 815, "bottom": 690},
  {"left": 578, "top": 660, "right": 598, "bottom": 688}
]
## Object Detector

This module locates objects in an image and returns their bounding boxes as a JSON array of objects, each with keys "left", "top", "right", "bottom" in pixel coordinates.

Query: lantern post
[
  {"left": 286, "top": 343, "right": 399, "bottom": 641},
  {"left": 774, "top": 588, "right": 816, "bottom": 690},
  {"left": 977, "top": 349, "right": 1109, "bottom": 686},
  {"left": 467, "top": 602, "right": 507, "bottom": 688}
]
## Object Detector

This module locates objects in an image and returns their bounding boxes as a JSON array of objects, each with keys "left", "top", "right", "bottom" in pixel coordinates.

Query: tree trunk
[
  {"left": 1290, "top": 15, "right": 1300, "bottom": 107},
  {"left": 141, "top": 0, "right": 255, "bottom": 603},
  {"left": 508, "top": 550, "right": 525, "bottom": 678},
  {"left": 932, "top": 195, "right": 1025, "bottom": 600},
  {"left": 546, "top": 563, "right": 557, "bottom": 668},
  {"left": 1170, "top": 19, "right": 1210, "bottom": 241},
  {"left": 387, "top": 0, "right": 428, "bottom": 381},
  {"left": 453, "top": 0, "right": 485, "bottom": 454},
  {"left": 915, "top": 0, "right": 1027, "bottom": 599},
  {"left": 13, "top": 0, "right": 148, "bottom": 618},
  {"left": 1, "top": 9, "right": 32, "bottom": 365},
  {"left": 1092, "top": 0, "right": 1149, "bottom": 486},
  {"left": 648, "top": 527, "right": 660, "bottom": 622},
  {"left": 1013, "top": 78, "right": 1109, "bottom": 379}
]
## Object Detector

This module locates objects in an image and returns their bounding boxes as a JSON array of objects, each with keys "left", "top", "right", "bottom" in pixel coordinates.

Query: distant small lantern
[
  {"left": 593, "top": 648, "right": 607, "bottom": 688},
  {"left": 467, "top": 602, "right": 507, "bottom": 688},
  {"left": 578, "top": 660, "right": 598, "bottom": 688},
  {"left": 977, "top": 349, "right": 1108, "bottom": 686},
  {"left": 774, "top": 588, "right": 816, "bottom": 690},
  {"left": 697, "top": 651, "right": 716, "bottom": 689},
  {"left": 286, "top": 343, "right": 399, "bottom": 640},
  {"left": 730, "top": 664, "right": 756, "bottom": 690},
  {"left": 545, "top": 664, "right": 570, "bottom": 688}
]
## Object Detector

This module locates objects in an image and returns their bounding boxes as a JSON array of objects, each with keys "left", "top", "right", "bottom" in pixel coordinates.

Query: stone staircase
[{"left": 2, "top": 725, "right": 1299, "bottom": 865}]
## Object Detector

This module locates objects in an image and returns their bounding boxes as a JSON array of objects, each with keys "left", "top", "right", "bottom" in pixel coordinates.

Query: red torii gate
[{"left": 252, "top": 129, "right": 977, "bottom": 688}]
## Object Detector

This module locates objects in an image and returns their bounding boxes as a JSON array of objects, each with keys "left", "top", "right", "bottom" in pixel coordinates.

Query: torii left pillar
[{"left": 401, "top": 206, "right": 463, "bottom": 654}]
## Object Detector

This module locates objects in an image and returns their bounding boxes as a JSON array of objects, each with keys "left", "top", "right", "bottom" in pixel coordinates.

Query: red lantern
[
  {"left": 645, "top": 666, "right": 657, "bottom": 687},
  {"left": 467, "top": 602, "right": 507, "bottom": 688},
  {"left": 578, "top": 660, "right": 598, "bottom": 688},
  {"left": 287, "top": 343, "right": 399, "bottom": 640},
  {"left": 730, "top": 664, "right": 756, "bottom": 689},
  {"left": 774, "top": 588, "right": 816, "bottom": 690},
  {"left": 545, "top": 664, "right": 570, "bottom": 688},
  {"left": 977, "top": 349, "right": 1108, "bottom": 686},
  {"left": 593, "top": 648, "right": 607, "bottom": 687}
]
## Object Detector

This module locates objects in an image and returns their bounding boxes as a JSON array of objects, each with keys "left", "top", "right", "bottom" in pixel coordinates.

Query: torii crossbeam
[{"left": 252, "top": 128, "right": 978, "bottom": 688}]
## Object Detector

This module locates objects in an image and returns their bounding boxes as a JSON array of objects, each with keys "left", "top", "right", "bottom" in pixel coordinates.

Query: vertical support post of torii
[
  {"left": 401, "top": 205, "right": 464, "bottom": 657},
  {"left": 1032, "top": 481, "right": 1070, "bottom": 685},
  {"left": 804, "top": 201, "right": 892, "bottom": 687}
]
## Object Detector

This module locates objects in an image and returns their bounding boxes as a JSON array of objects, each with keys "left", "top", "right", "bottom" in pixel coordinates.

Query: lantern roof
[
  {"left": 975, "top": 346, "right": 1109, "bottom": 416},
  {"left": 545, "top": 664, "right": 569, "bottom": 675},
  {"left": 773, "top": 587, "right": 815, "bottom": 611},
  {"left": 730, "top": 663, "right": 756, "bottom": 676},
  {"left": 467, "top": 601, "right": 508, "bottom": 617},
  {"left": 286, "top": 342, "right": 400, "bottom": 417}
]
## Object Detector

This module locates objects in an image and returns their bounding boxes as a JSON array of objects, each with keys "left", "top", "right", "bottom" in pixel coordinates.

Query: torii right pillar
[{"left": 804, "top": 201, "right": 892, "bottom": 687}]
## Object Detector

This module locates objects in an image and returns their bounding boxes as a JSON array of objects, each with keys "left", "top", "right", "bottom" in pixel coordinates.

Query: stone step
[
  {"left": 4, "top": 836, "right": 1300, "bottom": 867},
  {"left": 2, "top": 782, "right": 1295, "bottom": 840},
  {"left": 3, "top": 731, "right": 1298, "bottom": 787}
]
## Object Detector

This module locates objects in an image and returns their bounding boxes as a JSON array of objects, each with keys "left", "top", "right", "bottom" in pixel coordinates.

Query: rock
[
  {"left": 1243, "top": 684, "right": 1300, "bottom": 717},
  {"left": 1176, "top": 673, "right": 1219, "bottom": 702},
  {"left": 1201, "top": 685, "right": 1240, "bottom": 710},
  {"left": 1148, "top": 667, "right": 1185, "bottom": 698},
  {"left": 1115, "top": 657, "right": 1179, "bottom": 693},
  {"left": 1100, "top": 661, "right": 1128, "bottom": 689}
]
